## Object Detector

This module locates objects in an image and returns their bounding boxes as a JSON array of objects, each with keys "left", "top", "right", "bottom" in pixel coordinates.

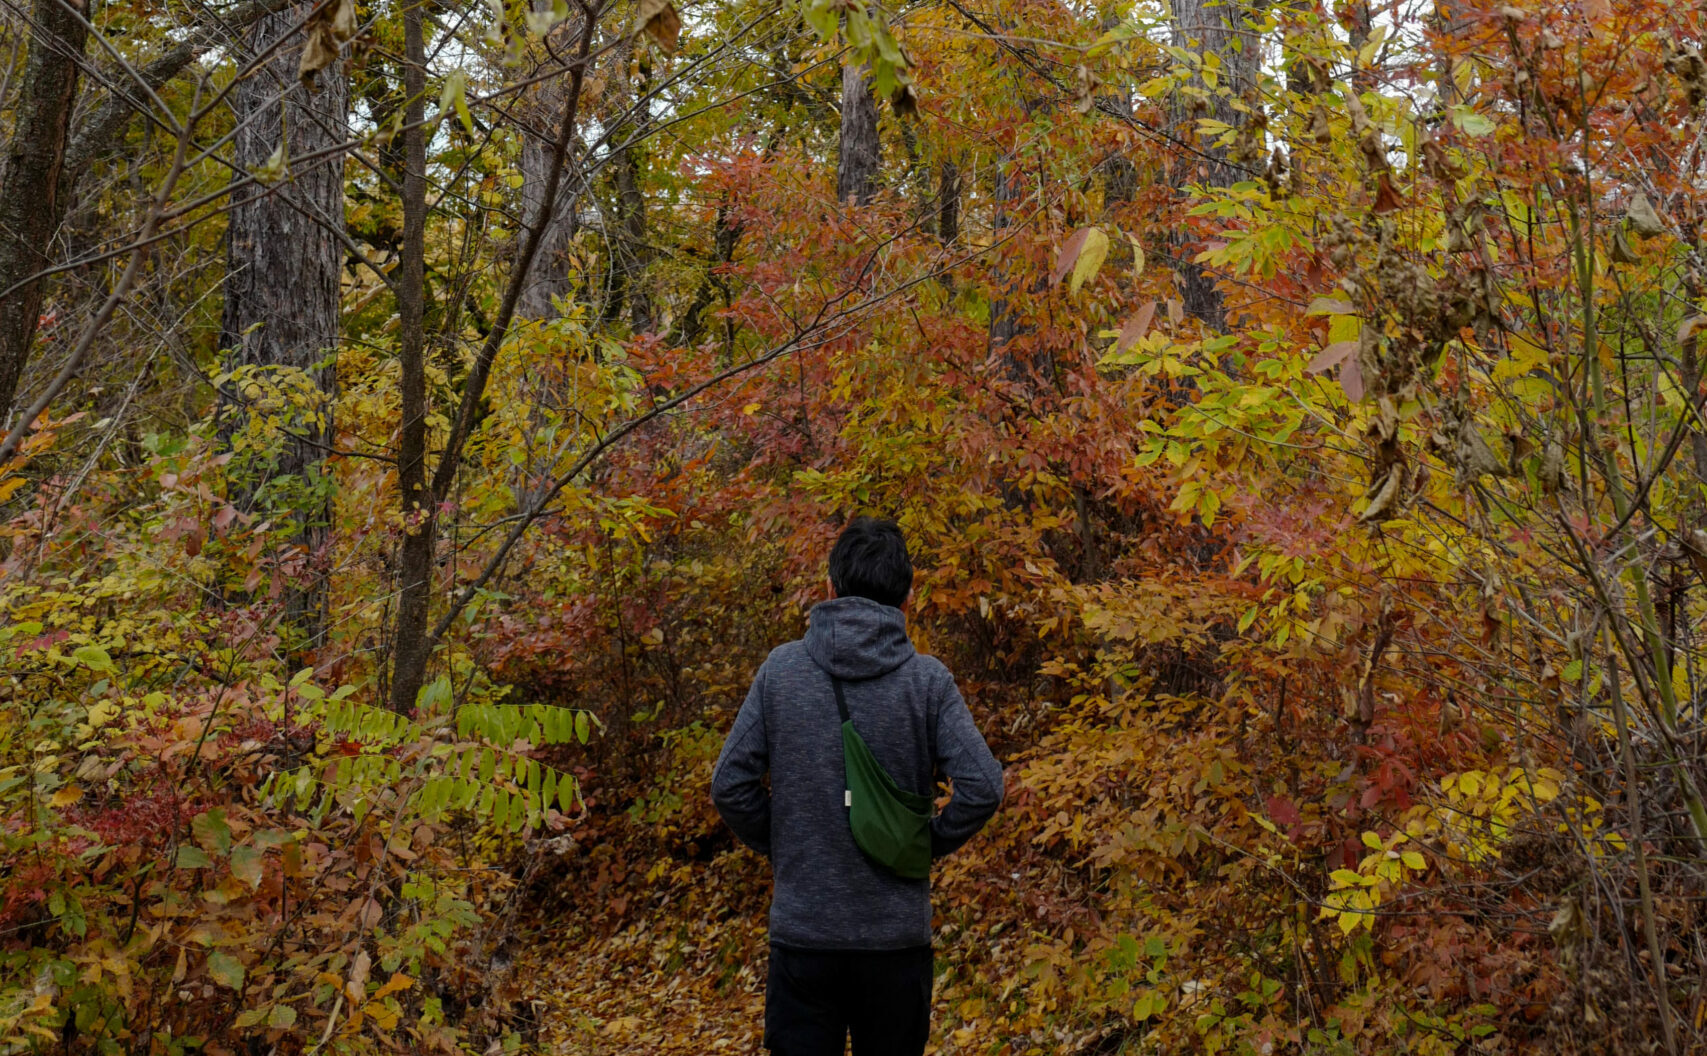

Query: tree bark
[
  {"left": 836, "top": 63, "right": 879, "bottom": 206},
  {"left": 677, "top": 203, "right": 739, "bottom": 350},
  {"left": 987, "top": 154, "right": 1025, "bottom": 368},
  {"left": 0, "top": 0, "right": 89, "bottom": 428},
  {"left": 388, "top": 0, "right": 431, "bottom": 712},
  {"left": 611, "top": 138, "right": 652, "bottom": 331},
  {"left": 514, "top": 5, "right": 581, "bottom": 322},
  {"left": 604, "top": 53, "right": 653, "bottom": 332},
  {"left": 939, "top": 159, "right": 960, "bottom": 243},
  {"left": 1168, "top": 0, "right": 1259, "bottom": 328},
  {"left": 220, "top": 5, "right": 348, "bottom": 656}
]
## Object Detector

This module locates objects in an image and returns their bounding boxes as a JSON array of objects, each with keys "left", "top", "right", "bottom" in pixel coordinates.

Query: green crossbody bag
[{"left": 830, "top": 675, "right": 933, "bottom": 880}]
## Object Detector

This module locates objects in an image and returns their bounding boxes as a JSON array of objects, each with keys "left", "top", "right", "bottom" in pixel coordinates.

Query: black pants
[{"left": 764, "top": 944, "right": 933, "bottom": 1056}]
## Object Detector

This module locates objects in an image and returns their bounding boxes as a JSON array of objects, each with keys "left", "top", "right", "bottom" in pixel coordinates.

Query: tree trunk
[
  {"left": 514, "top": 6, "right": 581, "bottom": 322},
  {"left": 0, "top": 0, "right": 89, "bottom": 428},
  {"left": 613, "top": 140, "right": 652, "bottom": 332},
  {"left": 1168, "top": 0, "right": 1259, "bottom": 328},
  {"left": 604, "top": 54, "right": 653, "bottom": 332},
  {"left": 387, "top": 0, "right": 431, "bottom": 713},
  {"left": 987, "top": 155, "right": 1024, "bottom": 369},
  {"left": 388, "top": 12, "right": 596, "bottom": 713},
  {"left": 836, "top": 63, "right": 879, "bottom": 206},
  {"left": 939, "top": 159, "right": 960, "bottom": 243},
  {"left": 677, "top": 203, "right": 739, "bottom": 350},
  {"left": 220, "top": 5, "right": 348, "bottom": 656}
]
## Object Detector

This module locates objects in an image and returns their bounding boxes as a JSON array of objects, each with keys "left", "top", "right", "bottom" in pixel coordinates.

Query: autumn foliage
[{"left": 1, "top": 0, "right": 1704, "bottom": 1053}]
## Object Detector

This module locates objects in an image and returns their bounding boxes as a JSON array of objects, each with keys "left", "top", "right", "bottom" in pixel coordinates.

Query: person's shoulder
[
  {"left": 761, "top": 639, "right": 810, "bottom": 670},
  {"left": 908, "top": 651, "right": 955, "bottom": 686}
]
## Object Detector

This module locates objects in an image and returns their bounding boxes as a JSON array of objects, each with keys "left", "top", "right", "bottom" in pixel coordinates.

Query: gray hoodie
[{"left": 710, "top": 596, "right": 1004, "bottom": 950}]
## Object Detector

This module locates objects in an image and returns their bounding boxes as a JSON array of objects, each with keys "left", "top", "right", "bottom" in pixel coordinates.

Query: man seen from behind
[{"left": 711, "top": 516, "right": 1004, "bottom": 1056}]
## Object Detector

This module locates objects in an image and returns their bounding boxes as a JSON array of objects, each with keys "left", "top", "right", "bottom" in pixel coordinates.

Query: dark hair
[{"left": 828, "top": 516, "right": 913, "bottom": 608}]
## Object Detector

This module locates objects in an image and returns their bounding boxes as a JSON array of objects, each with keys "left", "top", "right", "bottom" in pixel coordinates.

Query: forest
[{"left": 1, "top": 0, "right": 1705, "bottom": 1051}]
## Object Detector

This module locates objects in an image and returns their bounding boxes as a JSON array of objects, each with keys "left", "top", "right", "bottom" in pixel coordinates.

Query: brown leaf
[
  {"left": 1610, "top": 228, "right": 1640, "bottom": 264},
  {"left": 1340, "top": 354, "right": 1365, "bottom": 401},
  {"left": 1372, "top": 173, "right": 1405, "bottom": 214},
  {"left": 633, "top": 0, "right": 681, "bottom": 54},
  {"left": 298, "top": 0, "right": 357, "bottom": 89},
  {"left": 1357, "top": 466, "right": 1402, "bottom": 523},
  {"left": 1052, "top": 228, "right": 1092, "bottom": 287},
  {"left": 1310, "top": 105, "right": 1333, "bottom": 144},
  {"left": 1306, "top": 341, "right": 1358, "bottom": 375},
  {"left": 1626, "top": 192, "right": 1664, "bottom": 238},
  {"left": 1686, "top": 528, "right": 1707, "bottom": 582},
  {"left": 1116, "top": 302, "right": 1156, "bottom": 352},
  {"left": 890, "top": 82, "right": 918, "bottom": 117},
  {"left": 345, "top": 949, "right": 372, "bottom": 1002},
  {"left": 1167, "top": 298, "right": 1184, "bottom": 325}
]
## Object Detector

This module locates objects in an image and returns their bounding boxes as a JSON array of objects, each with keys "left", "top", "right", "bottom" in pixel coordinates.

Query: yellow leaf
[
  {"left": 371, "top": 971, "right": 414, "bottom": 1000},
  {"left": 1069, "top": 227, "right": 1110, "bottom": 294},
  {"left": 49, "top": 784, "right": 82, "bottom": 807}
]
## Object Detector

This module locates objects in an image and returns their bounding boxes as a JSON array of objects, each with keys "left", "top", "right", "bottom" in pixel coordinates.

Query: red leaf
[
  {"left": 1305, "top": 341, "right": 1357, "bottom": 374},
  {"left": 1264, "top": 795, "right": 1302, "bottom": 827}
]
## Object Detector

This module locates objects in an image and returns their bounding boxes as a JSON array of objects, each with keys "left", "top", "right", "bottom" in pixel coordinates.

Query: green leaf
[
  {"left": 230, "top": 845, "right": 264, "bottom": 889},
  {"left": 1448, "top": 104, "right": 1496, "bottom": 137},
  {"left": 207, "top": 951, "right": 245, "bottom": 990},
  {"left": 193, "top": 809, "right": 232, "bottom": 856},
  {"left": 418, "top": 675, "right": 452, "bottom": 713},
  {"left": 440, "top": 69, "right": 474, "bottom": 134},
  {"left": 574, "top": 711, "right": 590, "bottom": 744},
  {"left": 72, "top": 645, "right": 114, "bottom": 672},
  {"left": 267, "top": 1004, "right": 297, "bottom": 1029},
  {"left": 176, "top": 844, "right": 213, "bottom": 869}
]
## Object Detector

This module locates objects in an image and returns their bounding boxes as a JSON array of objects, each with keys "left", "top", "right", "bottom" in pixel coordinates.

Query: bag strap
[
  {"left": 827, "top": 664, "right": 936, "bottom": 800},
  {"left": 830, "top": 675, "right": 851, "bottom": 724}
]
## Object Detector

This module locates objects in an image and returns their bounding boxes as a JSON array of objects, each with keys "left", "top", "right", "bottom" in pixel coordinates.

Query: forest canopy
[{"left": 1, "top": 0, "right": 1705, "bottom": 1052}]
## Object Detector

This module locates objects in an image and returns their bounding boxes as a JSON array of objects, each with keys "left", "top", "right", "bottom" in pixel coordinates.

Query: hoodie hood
[{"left": 803, "top": 596, "right": 915, "bottom": 680}]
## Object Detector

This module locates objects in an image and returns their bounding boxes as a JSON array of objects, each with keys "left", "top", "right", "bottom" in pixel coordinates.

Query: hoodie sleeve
[
  {"left": 710, "top": 665, "right": 772, "bottom": 856},
  {"left": 929, "top": 674, "right": 1004, "bottom": 858}
]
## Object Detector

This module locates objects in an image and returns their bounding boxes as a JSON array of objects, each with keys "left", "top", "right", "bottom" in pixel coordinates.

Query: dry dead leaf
[
  {"left": 1116, "top": 302, "right": 1156, "bottom": 352},
  {"left": 1306, "top": 341, "right": 1358, "bottom": 375},
  {"left": 299, "top": 0, "right": 357, "bottom": 89},
  {"left": 1340, "top": 353, "right": 1365, "bottom": 401},
  {"left": 1052, "top": 228, "right": 1092, "bottom": 287},
  {"left": 633, "top": 0, "right": 681, "bottom": 54}
]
